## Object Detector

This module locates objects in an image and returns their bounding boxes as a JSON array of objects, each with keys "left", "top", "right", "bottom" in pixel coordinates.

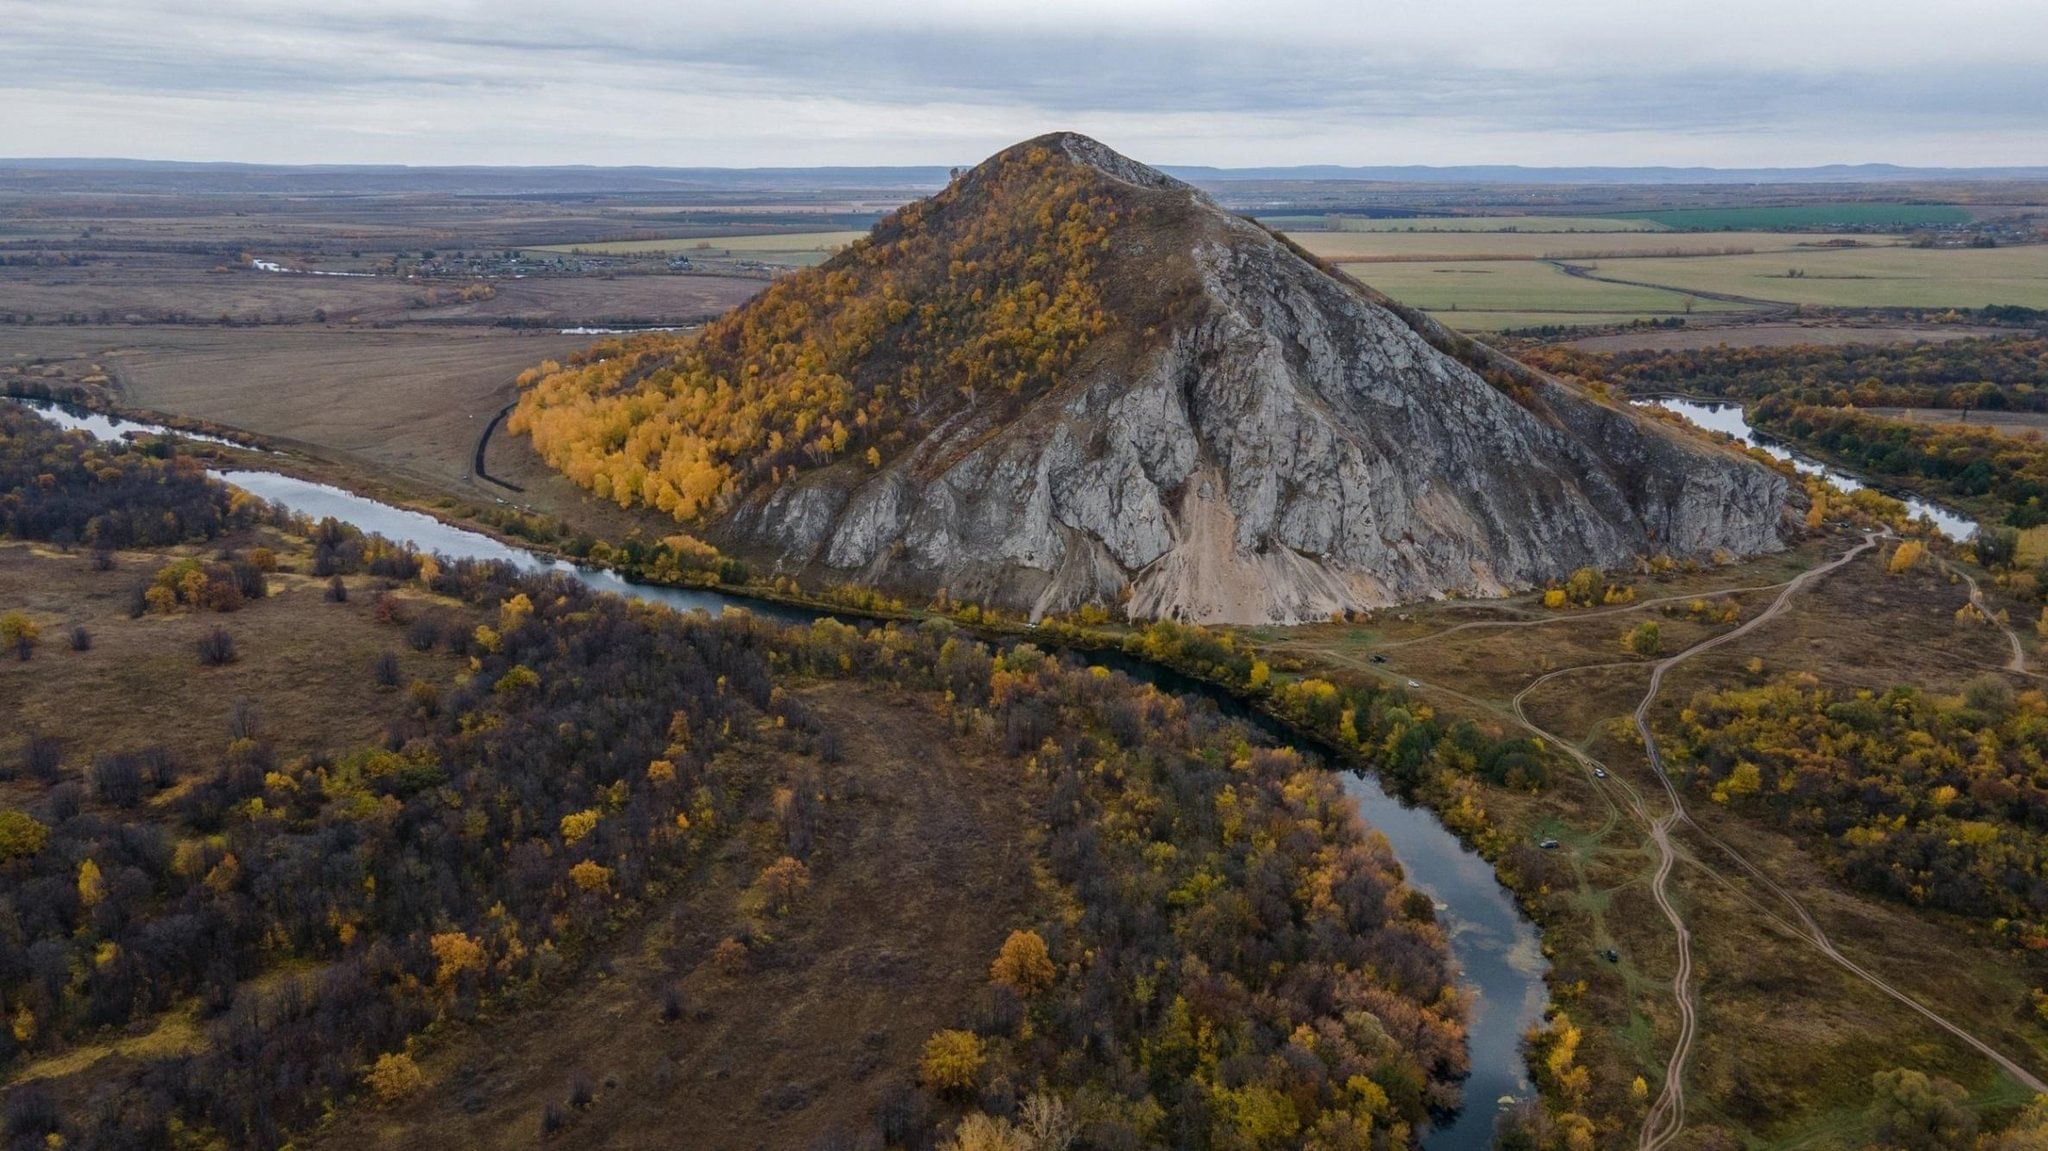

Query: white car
[{"left": 1405, "top": 679, "right": 1421, "bottom": 689}]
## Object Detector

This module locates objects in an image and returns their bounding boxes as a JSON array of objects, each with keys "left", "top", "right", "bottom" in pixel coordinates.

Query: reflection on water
[
  {"left": 9, "top": 396, "right": 255, "bottom": 451},
  {"left": 12, "top": 396, "right": 1546, "bottom": 1148},
  {"left": 1639, "top": 397, "right": 1977, "bottom": 541}
]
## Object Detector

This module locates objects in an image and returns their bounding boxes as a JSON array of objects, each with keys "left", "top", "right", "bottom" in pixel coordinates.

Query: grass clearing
[
  {"left": 0, "top": 539, "right": 469, "bottom": 769},
  {"left": 2018, "top": 526, "right": 2048, "bottom": 567},
  {"left": 1863, "top": 408, "right": 2048, "bottom": 439},
  {"left": 10, "top": 1005, "right": 205, "bottom": 1086}
]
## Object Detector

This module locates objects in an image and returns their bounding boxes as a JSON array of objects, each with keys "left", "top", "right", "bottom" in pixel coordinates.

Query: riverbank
[{"left": 1635, "top": 394, "right": 1979, "bottom": 539}]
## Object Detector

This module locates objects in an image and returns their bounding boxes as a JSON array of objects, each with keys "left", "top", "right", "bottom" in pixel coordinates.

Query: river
[
  {"left": 1637, "top": 397, "right": 1978, "bottom": 541},
  {"left": 12, "top": 397, "right": 1544, "bottom": 1149}
]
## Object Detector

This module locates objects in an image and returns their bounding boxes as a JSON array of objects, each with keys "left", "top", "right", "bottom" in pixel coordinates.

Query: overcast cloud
[{"left": 2, "top": 0, "right": 2044, "bottom": 168}]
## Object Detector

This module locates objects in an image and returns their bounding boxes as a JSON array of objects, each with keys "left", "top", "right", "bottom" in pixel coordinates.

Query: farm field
[
  {"left": 1345, "top": 258, "right": 1753, "bottom": 327},
  {"left": 1563, "top": 321, "right": 2008, "bottom": 351},
  {"left": 0, "top": 325, "right": 593, "bottom": 492},
  {"left": 1286, "top": 229, "right": 1876, "bottom": 261},
  {"left": 0, "top": 259, "right": 764, "bottom": 327},
  {"left": 1581, "top": 243, "right": 2048, "bottom": 309},
  {"left": 529, "top": 229, "right": 865, "bottom": 265},
  {"left": 1263, "top": 213, "right": 1666, "bottom": 233},
  {"left": 1616, "top": 203, "right": 1976, "bottom": 229}
]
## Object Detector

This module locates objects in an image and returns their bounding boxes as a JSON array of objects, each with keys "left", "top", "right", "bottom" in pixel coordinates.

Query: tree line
[{"left": 1521, "top": 338, "right": 2048, "bottom": 527}]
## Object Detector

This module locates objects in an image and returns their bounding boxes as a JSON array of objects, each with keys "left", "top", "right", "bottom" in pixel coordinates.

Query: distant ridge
[{"left": 4, "top": 156, "right": 2047, "bottom": 195}]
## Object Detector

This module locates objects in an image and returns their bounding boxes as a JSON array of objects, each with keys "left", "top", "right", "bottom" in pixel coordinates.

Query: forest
[
  {"left": 509, "top": 143, "right": 1128, "bottom": 523},
  {"left": 1756, "top": 398, "right": 2048, "bottom": 527},
  {"left": 1526, "top": 337, "right": 2048, "bottom": 413},
  {"left": 0, "top": 410, "right": 1466, "bottom": 1151},
  {"left": 1668, "top": 671, "right": 2048, "bottom": 944},
  {"left": 1522, "top": 338, "right": 2048, "bottom": 526}
]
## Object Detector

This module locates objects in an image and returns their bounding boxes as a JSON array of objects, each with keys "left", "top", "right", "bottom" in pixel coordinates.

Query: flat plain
[
  {"left": 529, "top": 229, "right": 866, "bottom": 265},
  {"left": 1574, "top": 244, "right": 2048, "bottom": 309},
  {"left": 1287, "top": 229, "right": 1880, "bottom": 261},
  {"left": 0, "top": 326, "right": 594, "bottom": 493},
  {"left": 1262, "top": 213, "right": 1666, "bottom": 232}
]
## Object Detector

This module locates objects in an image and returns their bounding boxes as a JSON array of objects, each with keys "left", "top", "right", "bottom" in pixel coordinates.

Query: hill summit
[{"left": 513, "top": 132, "right": 1787, "bottom": 623}]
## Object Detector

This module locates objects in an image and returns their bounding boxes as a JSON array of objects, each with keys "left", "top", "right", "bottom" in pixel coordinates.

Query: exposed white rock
[{"left": 723, "top": 134, "right": 1788, "bottom": 625}]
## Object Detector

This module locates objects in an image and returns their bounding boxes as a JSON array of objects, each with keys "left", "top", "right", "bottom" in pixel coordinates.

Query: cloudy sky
[{"left": 3, "top": 0, "right": 2045, "bottom": 169}]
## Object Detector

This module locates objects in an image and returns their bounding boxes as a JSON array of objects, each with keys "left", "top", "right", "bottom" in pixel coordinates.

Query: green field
[
  {"left": 1262, "top": 214, "right": 1664, "bottom": 233},
  {"left": 1351, "top": 258, "right": 1753, "bottom": 315},
  {"left": 1579, "top": 244, "right": 2048, "bottom": 309},
  {"left": 1288, "top": 230, "right": 1881, "bottom": 262},
  {"left": 1617, "top": 204, "right": 1974, "bottom": 230}
]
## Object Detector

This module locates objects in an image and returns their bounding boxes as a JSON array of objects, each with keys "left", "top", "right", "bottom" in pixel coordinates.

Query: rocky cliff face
[{"left": 719, "top": 133, "right": 1787, "bottom": 623}]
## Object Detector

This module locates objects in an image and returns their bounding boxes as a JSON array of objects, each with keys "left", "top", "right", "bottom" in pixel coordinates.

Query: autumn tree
[
  {"left": 430, "top": 932, "right": 486, "bottom": 993},
  {"left": 1868, "top": 1068, "right": 1976, "bottom": 1150},
  {"left": 365, "top": 1051, "right": 426, "bottom": 1104},
  {"left": 0, "top": 611, "right": 38, "bottom": 660},
  {"left": 753, "top": 856, "right": 811, "bottom": 914},
  {"left": 940, "top": 1113, "right": 1030, "bottom": 1151},
  {"left": 569, "top": 859, "right": 613, "bottom": 893},
  {"left": 0, "top": 810, "right": 48, "bottom": 862},
  {"left": 919, "top": 1029, "right": 986, "bottom": 1094},
  {"left": 1624, "top": 620, "right": 1663, "bottom": 657},
  {"left": 989, "top": 929, "right": 1056, "bottom": 996}
]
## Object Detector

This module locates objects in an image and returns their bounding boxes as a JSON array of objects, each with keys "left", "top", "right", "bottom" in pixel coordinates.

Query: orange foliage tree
[{"left": 510, "top": 145, "right": 1126, "bottom": 522}]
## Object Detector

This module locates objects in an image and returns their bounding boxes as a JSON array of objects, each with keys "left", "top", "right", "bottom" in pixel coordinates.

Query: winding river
[
  {"left": 12, "top": 398, "right": 1543, "bottom": 1148},
  {"left": 1638, "top": 397, "right": 1978, "bottom": 541}
]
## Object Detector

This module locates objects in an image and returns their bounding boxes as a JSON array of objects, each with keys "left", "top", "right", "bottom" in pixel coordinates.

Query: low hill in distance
[{"left": 511, "top": 133, "right": 1790, "bottom": 624}]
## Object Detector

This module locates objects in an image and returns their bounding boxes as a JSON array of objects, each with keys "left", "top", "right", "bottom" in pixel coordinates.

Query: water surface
[{"left": 1639, "top": 396, "right": 1977, "bottom": 540}]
